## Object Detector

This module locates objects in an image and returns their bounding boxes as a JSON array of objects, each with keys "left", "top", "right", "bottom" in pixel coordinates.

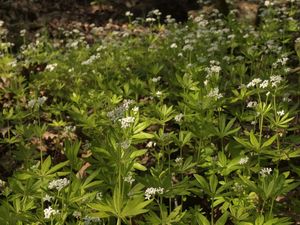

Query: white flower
[
  {"left": 239, "top": 156, "right": 249, "bottom": 165},
  {"left": 145, "top": 187, "right": 164, "bottom": 200},
  {"left": 277, "top": 110, "right": 285, "bottom": 116},
  {"left": 170, "top": 43, "right": 178, "bottom": 49},
  {"left": 270, "top": 75, "right": 283, "bottom": 87},
  {"left": 43, "top": 194, "right": 54, "bottom": 202},
  {"left": 152, "top": 76, "right": 161, "bottom": 82},
  {"left": 259, "top": 167, "right": 272, "bottom": 177},
  {"left": 48, "top": 178, "right": 70, "bottom": 191},
  {"left": 73, "top": 211, "right": 82, "bottom": 219},
  {"left": 45, "top": 63, "right": 57, "bottom": 72},
  {"left": 156, "top": 91, "right": 162, "bottom": 97},
  {"left": 247, "top": 101, "right": 257, "bottom": 108},
  {"left": 20, "top": 29, "right": 26, "bottom": 37},
  {"left": 96, "top": 192, "right": 103, "bottom": 201},
  {"left": 146, "top": 141, "right": 156, "bottom": 148},
  {"left": 0, "top": 20, "right": 4, "bottom": 27},
  {"left": 259, "top": 80, "right": 269, "bottom": 89},
  {"left": 37, "top": 96, "right": 47, "bottom": 106},
  {"left": 151, "top": 9, "right": 162, "bottom": 16},
  {"left": 175, "top": 157, "right": 183, "bottom": 165},
  {"left": 207, "top": 87, "right": 223, "bottom": 99},
  {"left": 119, "top": 116, "right": 135, "bottom": 129},
  {"left": 0, "top": 179, "right": 5, "bottom": 188},
  {"left": 132, "top": 106, "right": 139, "bottom": 113},
  {"left": 28, "top": 99, "right": 36, "bottom": 108},
  {"left": 174, "top": 113, "right": 184, "bottom": 122},
  {"left": 120, "top": 140, "right": 131, "bottom": 149},
  {"left": 247, "top": 78, "right": 262, "bottom": 88},
  {"left": 125, "top": 11, "right": 133, "bottom": 17},
  {"left": 44, "top": 206, "right": 59, "bottom": 219},
  {"left": 124, "top": 173, "right": 135, "bottom": 185},
  {"left": 146, "top": 17, "right": 156, "bottom": 23}
]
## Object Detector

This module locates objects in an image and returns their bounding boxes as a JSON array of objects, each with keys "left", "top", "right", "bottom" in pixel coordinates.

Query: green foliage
[{"left": 0, "top": 3, "right": 300, "bottom": 225}]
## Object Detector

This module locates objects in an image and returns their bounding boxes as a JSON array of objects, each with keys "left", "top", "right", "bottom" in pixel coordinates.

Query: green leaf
[
  {"left": 194, "top": 174, "right": 210, "bottom": 194},
  {"left": 46, "top": 160, "right": 69, "bottom": 175},
  {"left": 132, "top": 132, "right": 154, "bottom": 139},
  {"left": 41, "top": 156, "right": 52, "bottom": 175},
  {"left": 249, "top": 131, "right": 260, "bottom": 149},
  {"left": 121, "top": 197, "right": 152, "bottom": 217},
  {"left": 196, "top": 213, "right": 210, "bottom": 225},
  {"left": 262, "top": 134, "right": 277, "bottom": 148},
  {"left": 134, "top": 121, "right": 151, "bottom": 134},
  {"left": 133, "top": 162, "right": 147, "bottom": 171},
  {"left": 216, "top": 211, "right": 229, "bottom": 225},
  {"left": 130, "top": 149, "right": 147, "bottom": 159},
  {"left": 209, "top": 174, "right": 218, "bottom": 194}
]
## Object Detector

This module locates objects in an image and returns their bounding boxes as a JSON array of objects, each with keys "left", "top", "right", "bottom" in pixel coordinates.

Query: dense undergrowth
[{"left": 0, "top": 1, "right": 300, "bottom": 225}]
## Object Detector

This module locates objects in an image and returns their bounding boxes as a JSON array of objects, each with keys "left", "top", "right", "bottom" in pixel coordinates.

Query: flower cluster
[
  {"left": 82, "top": 53, "right": 101, "bottom": 65},
  {"left": 259, "top": 168, "right": 272, "bottom": 177},
  {"left": 239, "top": 156, "right": 249, "bottom": 165},
  {"left": 119, "top": 116, "right": 135, "bottom": 129},
  {"left": 45, "top": 63, "right": 57, "bottom": 72},
  {"left": 145, "top": 187, "right": 164, "bottom": 200},
  {"left": 48, "top": 178, "right": 70, "bottom": 191},
  {"left": 207, "top": 87, "right": 223, "bottom": 99},
  {"left": 247, "top": 101, "right": 257, "bottom": 108},
  {"left": 205, "top": 60, "right": 221, "bottom": 78},
  {"left": 107, "top": 99, "right": 135, "bottom": 122},
  {"left": 124, "top": 172, "right": 135, "bottom": 185},
  {"left": 272, "top": 56, "right": 288, "bottom": 68},
  {"left": 27, "top": 96, "right": 47, "bottom": 108},
  {"left": 146, "top": 141, "right": 156, "bottom": 148},
  {"left": 174, "top": 113, "right": 184, "bottom": 122},
  {"left": 44, "top": 206, "right": 59, "bottom": 219},
  {"left": 246, "top": 78, "right": 262, "bottom": 88},
  {"left": 43, "top": 194, "right": 54, "bottom": 202}
]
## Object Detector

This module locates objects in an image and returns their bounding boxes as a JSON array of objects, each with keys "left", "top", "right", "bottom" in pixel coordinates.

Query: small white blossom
[
  {"left": 0, "top": 179, "right": 5, "bottom": 188},
  {"left": 20, "top": 29, "right": 26, "bottom": 37},
  {"left": 170, "top": 43, "right": 178, "bottom": 49},
  {"left": 270, "top": 75, "right": 283, "bottom": 87},
  {"left": 44, "top": 206, "right": 59, "bottom": 219},
  {"left": 28, "top": 99, "right": 36, "bottom": 108},
  {"left": 174, "top": 113, "right": 184, "bottom": 122},
  {"left": 124, "top": 173, "right": 135, "bottom": 185},
  {"left": 43, "top": 194, "right": 54, "bottom": 202},
  {"left": 96, "top": 192, "right": 103, "bottom": 201},
  {"left": 260, "top": 167, "right": 272, "bottom": 177},
  {"left": 207, "top": 87, "right": 223, "bottom": 99},
  {"left": 175, "top": 157, "right": 183, "bottom": 165},
  {"left": 247, "top": 78, "right": 262, "bottom": 88},
  {"left": 48, "top": 178, "right": 70, "bottom": 191},
  {"left": 45, "top": 63, "right": 57, "bottom": 72},
  {"left": 37, "top": 96, "right": 47, "bottom": 106},
  {"left": 132, "top": 106, "right": 139, "bottom": 113},
  {"left": 259, "top": 80, "right": 269, "bottom": 89},
  {"left": 247, "top": 101, "right": 257, "bottom": 108},
  {"left": 125, "top": 11, "right": 133, "bottom": 17},
  {"left": 120, "top": 140, "right": 131, "bottom": 149},
  {"left": 152, "top": 76, "right": 161, "bottom": 82},
  {"left": 73, "top": 211, "right": 82, "bottom": 219},
  {"left": 146, "top": 17, "right": 156, "bottom": 23},
  {"left": 145, "top": 187, "right": 164, "bottom": 200},
  {"left": 146, "top": 141, "right": 156, "bottom": 148},
  {"left": 119, "top": 116, "right": 135, "bottom": 129},
  {"left": 239, "top": 156, "right": 249, "bottom": 165},
  {"left": 277, "top": 110, "right": 285, "bottom": 116},
  {"left": 156, "top": 91, "right": 162, "bottom": 97}
]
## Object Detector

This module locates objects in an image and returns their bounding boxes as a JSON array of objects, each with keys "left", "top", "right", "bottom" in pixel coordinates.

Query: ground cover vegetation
[{"left": 0, "top": 0, "right": 300, "bottom": 224}]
